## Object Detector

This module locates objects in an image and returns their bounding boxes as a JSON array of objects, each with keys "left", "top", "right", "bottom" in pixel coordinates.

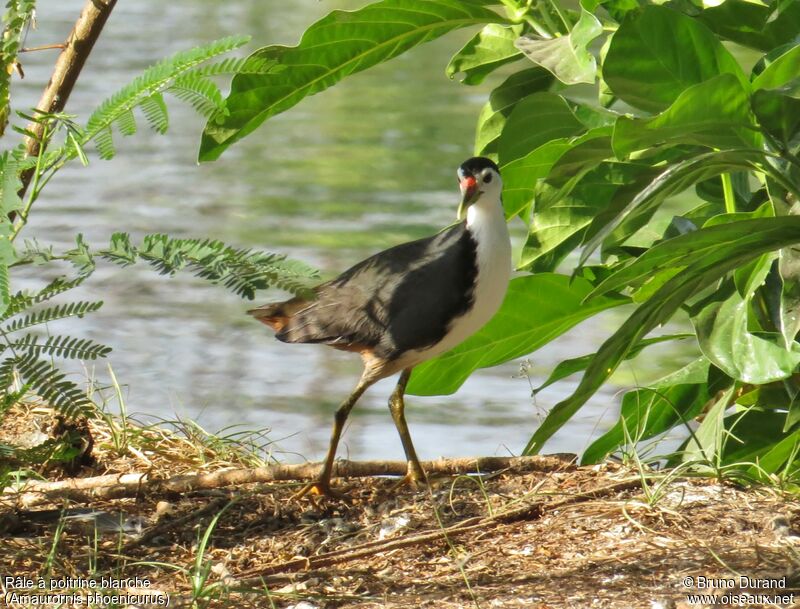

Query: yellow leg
[
  {"left": 294, "top": 378, "right": 371, "bottom": 499},
  {"left": 388, "top": 368, "right": 427, "bottom": 488}
]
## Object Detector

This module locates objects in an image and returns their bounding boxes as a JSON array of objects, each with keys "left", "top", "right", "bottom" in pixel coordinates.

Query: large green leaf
[
  {"left": 497, "top": 92, "right": 583, "bottom": 165},
  {"left": 679, "top": 386, "right": 732, "bottom": 467},
  {"left": 500, "top": 139, "right": 572, "bottom": 218},
  {"left": 752, "top": 86, "right": 800, "bottom": 147},
  {"left": 591, "top": 217, "right": 800, "bottom": 299},
  {"left": 696, "top": 0, "right": 800, "bottom": 53},
  {"left": 514, "top": 8, "right": 602, "bottom": 85},
  {"left": 199, "top": 0, "right": 502, "bottom": 161},
  {"left": 524, "top": 226, "right": 800, "bottom": 454},
  {"left": 407, "top": 273, "right": 628, "bottom": 396},
  {"left": 521, "top": 152, "right": 618, "bottom": 272},
  {"left": 603, "top": 5, "right": 747, "bottom": 113},
  {"left": 752, "top": 44, "right": 800, "bottom": 91},
  {"left": 533, "top": 333, "right": 693, "bottom": 395},
  {"left": 692, "top": 281, "right": 800, "bottom": 384},
  {"left": 580, "top": 149, "right": 770, "bottom": 266},
  {"left": 582, "top": 357, "right": 719, "bottom": 464},
  {"left": 474, "top": 67, "right": 553, "bottom": 157},
  {"left": 447, "top": 23, "right": 523, "bottom": 85},
  {"left": 612, "top": 74, "right": 759, "bottom": 158}
]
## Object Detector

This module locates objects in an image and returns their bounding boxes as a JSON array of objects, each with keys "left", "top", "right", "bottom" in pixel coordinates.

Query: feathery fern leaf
[
  {"left": 2, "top": 301, "right": 104, "bottom": 333},
  {"left": 140, "top": 92, "right": 169, "bottom": 135},
  {"left": 116, "top": 109, "right": 137, "bottom": 136},
  {"left": 167, "top": 75, "right": 225, "bottom": 119},
  {"left": 186, "top": 56, "right": 275, "bottom": 78},
  {"left": 94, "top": 126, "right": 115, "bottom": 161},
  {"left": 1, "top": 276, "right": 87, "bottom": 322},
  {"left": 83, "top": 36, "right": 249, "bottom": 145},
  {"left": 12, "top": 355, "right": 95, "bottom": 419},
  {"left": 6, "top": 334, "right": 111, "bottom": 360}
]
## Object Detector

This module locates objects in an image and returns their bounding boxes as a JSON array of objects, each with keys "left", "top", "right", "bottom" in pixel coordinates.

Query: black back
[{"left": 275, "top": 222, "right": 478, "bottom": 360}]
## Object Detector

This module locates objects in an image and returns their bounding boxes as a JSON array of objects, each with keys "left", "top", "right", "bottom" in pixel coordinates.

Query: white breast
[{"left": 399, "top": 194, "right": 512, "bottom": 368}]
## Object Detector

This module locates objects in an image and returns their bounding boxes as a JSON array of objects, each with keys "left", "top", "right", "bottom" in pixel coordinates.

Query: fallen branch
[
  {"left": 2, "top": 454, "right": 576, "bottom": 509},
  {"left": 236, "top": 477, "right": 643, "bottom": 582}
]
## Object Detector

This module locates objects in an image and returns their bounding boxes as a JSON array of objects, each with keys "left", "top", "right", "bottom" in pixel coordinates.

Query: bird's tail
[{"left": 247, "top": 302, "right": 291, "bottom": 332}]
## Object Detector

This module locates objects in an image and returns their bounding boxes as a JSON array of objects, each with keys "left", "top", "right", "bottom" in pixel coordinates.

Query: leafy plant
[
  {"left": 0, "top": 13, "right": 317, "bottom": 468},
  {"left": 199, "top": 0, "right": 800, "bottom": 483}
]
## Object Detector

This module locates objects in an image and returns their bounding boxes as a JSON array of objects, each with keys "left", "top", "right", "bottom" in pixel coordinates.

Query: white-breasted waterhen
[{"left": 248, "top": 157, "right": 512, "bottom": 497}]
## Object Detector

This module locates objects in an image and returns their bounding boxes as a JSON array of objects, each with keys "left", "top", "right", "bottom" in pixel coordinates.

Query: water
[{"left": 11, "top": 1, "right": 698, "bottom": 462}]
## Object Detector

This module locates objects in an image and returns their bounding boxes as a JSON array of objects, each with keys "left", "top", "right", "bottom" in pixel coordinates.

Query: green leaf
[
  {"left": 474, "top": 67, "right": 553, "bottom": 156},
  {"left": 524, "top": 226, "right": 800, "bottom": 455},
  {"left": 500, "top": 139, "right": 572, "bottom": 218},
  {"left": 752, "top": 44, "right": 800, "bottom": 91},
  {"left": 521, "top": 150, "right": 619, "bottom": 272},
  {"left": 580, "top": 149, "right": 770, "bottom": 266},
  {"left": 407, "top": 273, "right": 628, "bottom": 396},
  {"left": 533, "top": 333, "right": 693, "bottom": 395},
  {"left": 514, "top": 8, "right": 602, "bottom": 85},
  {"left": 603, "top": 5, "right": 747, "bottom": 113},
  {"left": 612, "top": 74, "right": 759, "bottom": 158},
  {"left": 680, "top": 385, "right": 733, "bottom": 467},
  {"left": 691, "top": 281, "right": 800, "bottom": 384},
  {"left": 447, "top": 23, "right": 523, "bottom": 85},
  {"left": 752, "top": 86, "right": 800, "bottom": 147},
  {"left": 697, "top": 0, "right": 800, "bottom": 53},
  {"left": 199, "top": 0, "right": 502, "bottom": 161},
  {"left": 498, "top": 92, "right": 583, "bottom": 165},
  {"left": 582, "top": 358, "right": 720, "bottom": 464},
  {"left": 591, "top": 216, "right": 800, "bottom": 299}
]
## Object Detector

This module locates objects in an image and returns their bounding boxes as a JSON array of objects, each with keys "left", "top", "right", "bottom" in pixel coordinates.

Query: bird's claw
[
  {"left": 389, "top": 466, "right": 428, "bottom": 492},
  {"left": 292, "top": 479, "right": 349, "bottom": 501}
]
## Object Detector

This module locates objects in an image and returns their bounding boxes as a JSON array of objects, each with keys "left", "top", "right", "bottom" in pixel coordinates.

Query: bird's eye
[{"left": 483, "top": 172, "right": 493, "bottom": 184}]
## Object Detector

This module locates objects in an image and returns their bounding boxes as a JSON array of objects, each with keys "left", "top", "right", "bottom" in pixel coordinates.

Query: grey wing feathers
[{"left": 248, "top": 222, "right": 477, "bottom": 359}]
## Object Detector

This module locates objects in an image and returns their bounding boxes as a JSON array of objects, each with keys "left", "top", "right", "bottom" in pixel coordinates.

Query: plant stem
[
  {"left": 14, "top": 0, "right": 117, "bottom": 217},
  {"left": 721, "top": 173, "right": 736, "bottom": 214}
]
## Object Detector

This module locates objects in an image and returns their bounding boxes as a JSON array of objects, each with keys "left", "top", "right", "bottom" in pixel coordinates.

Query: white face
[{"left": 472, "top": 166, "right": 503, "bottom": 206}]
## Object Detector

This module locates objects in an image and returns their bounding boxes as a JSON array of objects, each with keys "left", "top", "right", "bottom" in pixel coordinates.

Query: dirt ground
[{"left": 1, "top": 406, "right": 800, "bottom": 608}]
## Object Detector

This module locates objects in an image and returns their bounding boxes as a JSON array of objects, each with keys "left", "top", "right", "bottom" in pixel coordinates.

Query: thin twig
[
  {"left": 20, "top": 43, "right": 66, "bottom": 53},
  {"left": 14, "top": 0, "right": 117, "bottom": 217}
]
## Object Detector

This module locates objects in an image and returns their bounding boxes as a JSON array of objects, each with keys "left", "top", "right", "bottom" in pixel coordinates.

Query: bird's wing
[{"left": 253, "top": 223, "right": 478, "bottom": 359}]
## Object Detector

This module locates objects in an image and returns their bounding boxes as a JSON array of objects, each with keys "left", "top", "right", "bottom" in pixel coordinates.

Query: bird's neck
[{"left": 465, "top": 195, "right": 509, "bottom": 244}]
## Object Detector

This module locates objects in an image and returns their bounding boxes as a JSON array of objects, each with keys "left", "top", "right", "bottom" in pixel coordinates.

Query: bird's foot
[
  {"left": 389, "top": 463, "right": 428, "bottom": 492},
  {"left": 292, "top": 478, "right": 349, "bottom": 501}
]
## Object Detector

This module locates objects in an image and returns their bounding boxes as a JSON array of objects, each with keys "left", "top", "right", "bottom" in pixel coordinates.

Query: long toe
[
  {"left": 389, "top": 464, "right": 428, "bottom": 492},
  {"left": 292, "top": 479, "right": 349, "bottom": 501}
]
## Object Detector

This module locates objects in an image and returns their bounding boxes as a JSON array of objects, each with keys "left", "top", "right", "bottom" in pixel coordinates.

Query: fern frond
[
  {"left": 11, "top": 355, "right": 96, "bottom": 418},
  {"left": 7, "top": 334, "right": 111, "bottom": 360},
  {"left": 140, "top": 92, "right": 169, "bottom": 134},
  {"left": 1, "top": 276, "right": 87, "bottom": 322},
  {"left": 65, "top": 234, "right": 95, "bottom": 276},
  {"left": 2, "top": 301, "right": 104, "bottom": 333},
  {"left": 102, "top": 232, "right": 137, "bottom": 266},
  {"left": 167, "top": 74, "right": 225, "bottom": 119},
  {"left": 97, "top": 233, "right": 319, "bottom": 299},
  {"left": 116, "top": 109, "right": 137, "bottom": 136},
  {"left": 83, "top": 35, "right": 249, "bottom": 146},
  {"left": 94, "top": 126, "right": 115, "bottom": 160},
  {"left": 185, "top": 56, "right": 275, "bottom": 78}
]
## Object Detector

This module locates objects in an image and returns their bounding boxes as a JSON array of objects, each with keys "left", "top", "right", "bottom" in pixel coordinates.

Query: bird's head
[{"left": 457, "top": 157, "right": 502, "bottom": 221}]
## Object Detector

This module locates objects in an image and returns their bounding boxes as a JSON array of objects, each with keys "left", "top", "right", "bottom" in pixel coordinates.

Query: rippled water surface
[{"left": 13, "top": 1, "right": 699, "bottom": 461}]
